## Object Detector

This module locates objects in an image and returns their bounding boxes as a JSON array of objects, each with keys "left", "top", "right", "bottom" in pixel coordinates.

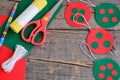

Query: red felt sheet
[{"left": 0, "top": 15, "right": 26, "bottom": 80}]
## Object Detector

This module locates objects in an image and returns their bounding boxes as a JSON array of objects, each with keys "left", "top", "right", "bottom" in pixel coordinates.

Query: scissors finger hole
[
  {"left": 23, "top": 24, "right": 37, "bottom": 39},
  {"left": 34, "top": 32, "right": 44, "bottom": 43}
]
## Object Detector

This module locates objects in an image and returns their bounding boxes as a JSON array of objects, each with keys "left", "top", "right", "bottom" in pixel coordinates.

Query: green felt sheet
[{"left": 0, "top": 0, "right": 63, "bottom": 53}]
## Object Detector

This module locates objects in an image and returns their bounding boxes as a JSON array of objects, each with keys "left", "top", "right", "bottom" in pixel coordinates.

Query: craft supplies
[
  {"left": 10, "top": 0, "right": 47, "bottom": 33},
  {"left": 0, "top": 44, "right": 26, "bottom": 80},
  {"left": 21, "top": 0, "right": 63, "bottom": 46},
  {"left": 80, "top": 0, "right": 120, "bottom": 28},
  {"left": 0, "top": 0, "right": 63, "bottom": 79},
  {"left": 64, "top": 0, "right": 91, "bottom": 27},
  {"left": 73, "top": 13, "right": 114, "bottom": 54},
  {"left": 80, "top": 41, "right": 120, "bottom": 80},
  {"left": 0, "top": 0, "right": 63, "bottom": 52},
  {"left": 2, "top": 45, "right": 27, "bottom": 73},
  {"left": 0, "top": 3, "right": 18, "bottom": 47}
]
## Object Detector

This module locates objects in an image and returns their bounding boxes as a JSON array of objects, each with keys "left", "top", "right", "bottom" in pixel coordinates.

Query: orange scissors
[{"left": 21, "top": 0, "right": 63, "bottom": 46}]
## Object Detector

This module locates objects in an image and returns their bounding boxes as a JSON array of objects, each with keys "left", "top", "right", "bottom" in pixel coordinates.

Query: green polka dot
[
  {"left": 78, "top": 16, "right": 84, "bottom": 22},
  {"left": 70, "top": 15, "right": 76, "bottom": 21},
  {"left": 104, "top": 40, "right": 111, "bottom": 48},
  {"left": 80, "top": 9, "right": 86, "bottom": 14},
  {"left": 72, "top": 8, "right": 78, "bottom": 14},
  {"left": 91, "top": 42, "right": 99, "bottom": 49},
  {"left": 96, "top": 32, "right": 103, "bottom": 39}
]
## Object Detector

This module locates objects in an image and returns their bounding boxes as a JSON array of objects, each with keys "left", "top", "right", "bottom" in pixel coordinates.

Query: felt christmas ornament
[
  {"left": 87, "top": 28, "right": 114, "bottom": 54},
  {"left": 79, "top": 0, "right": 120, "bottom": 28},
  {"left": 80, "top": 42, "right": 120, "bottom": 80},
  {"left": 64, "top": 0, "right": 91, "bottom": 27},
  {"left": 0, "top": 16, "right": 26, "bottom": 80},
  {"left": 94, "top": 58, "right": 120, "bottom": 80},
  {"left": 95, "top": 3, "right": 120, "bottom": 28},
  {"left": 73, "top": 13, "right": 114, "bottom": 54}
]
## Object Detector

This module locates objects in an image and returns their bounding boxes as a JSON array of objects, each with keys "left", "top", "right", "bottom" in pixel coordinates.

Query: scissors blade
[{"left": 48, "top": 0, "right": 63, "bottom": 19}]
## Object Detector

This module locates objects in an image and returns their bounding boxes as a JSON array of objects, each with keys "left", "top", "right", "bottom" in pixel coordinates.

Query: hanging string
[
  {"left": 80, "top": 41, "right": 96, "bottom": 61},
  {"left": 73, "top": 13, "right": 91, "bottom": 29},
  {"left": 2, "top": 45, "right": 28, "bottom": 73},
  {"left": 109, "top": 35, "right": 120, "bottom": 58},
  {"left": 110, "top": 50, "right": 116, "bottom": 57},
  {"left": 66, "top": 0, "right": 70, "bottom": 3},
  {"left": 114, "top": 35, "right": 120, "bottom": 50},
  {"left": 79, "top": 0, "right": 95, "bottom": 7}
]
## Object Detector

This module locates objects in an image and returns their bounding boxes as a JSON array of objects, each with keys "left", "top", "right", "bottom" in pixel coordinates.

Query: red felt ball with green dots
[
  {"left": 95, "top": 3, "right": 120, "bottom": 28},
  {"left": 93, "top": 58, "right": 120, "bottom": 80},
  {"left": 64, "top": 2, "right": 91, "bottom": 27},
  {"left": 87, "top": 28, "right": 114, "bottom": 54}
]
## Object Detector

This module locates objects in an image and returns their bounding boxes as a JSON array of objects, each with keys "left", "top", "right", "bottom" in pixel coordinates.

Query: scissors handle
[
  {"left": 31, "top": 20, "right": 47, "bottom": 46},
  {"left": 21, "top": 20, "right": 39, "bottom": 42},
  {"left": 21, "top": 12, "right": 50, "bottom": 46}
]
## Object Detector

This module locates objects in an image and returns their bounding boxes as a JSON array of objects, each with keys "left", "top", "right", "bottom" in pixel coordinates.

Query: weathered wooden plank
[
  {"left": 26, "top": 59, "right": 94, "bottom": 80},
  {"left": 48, "top": 16, "right": 120, "bottom": 30},
  {"left": 1, "top": 0, "right": 120, "bottom": 80},
  {"left": 0, "top": 0, "right": 15, "bottom": 15},
  {"left": 28, "top": 30, "right": 120, "bottom": 66},
  {"left": 27, "top": 30, "right": 120, "bottom": 80}
]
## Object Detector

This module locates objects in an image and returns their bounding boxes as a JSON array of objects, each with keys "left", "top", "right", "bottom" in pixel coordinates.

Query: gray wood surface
[{"left": 0, "top": 0, "right": 120, "bottom": 80}]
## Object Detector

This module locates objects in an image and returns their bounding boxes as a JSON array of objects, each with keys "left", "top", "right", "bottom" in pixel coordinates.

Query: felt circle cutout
[
  {"left": 87, "top": 28, "right": 114, "bottom": 54},
  {"left": 95, "top": 3, "right": 120, "bottom": 28},
  {"left": 93, "top": 58, "right": 120, "bottom": 80},
  {"left": 64, "top": 2, "right": 91, "bottom": 27}
]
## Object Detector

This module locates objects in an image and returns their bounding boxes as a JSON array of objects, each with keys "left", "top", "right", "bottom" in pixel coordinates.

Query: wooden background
[{"left": 0, "top": 0, "right": 120, "bottom": 80}]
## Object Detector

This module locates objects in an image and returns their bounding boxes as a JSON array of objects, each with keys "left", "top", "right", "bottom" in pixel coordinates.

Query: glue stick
[{"left": 10, "top": 0, "right": 47, "bottom": 33}]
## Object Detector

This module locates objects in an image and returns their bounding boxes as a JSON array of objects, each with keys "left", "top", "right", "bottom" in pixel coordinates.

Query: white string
[
  {"left": 80, "top": 41, "right": 96, "bottom": 61},
  {"left": 66, "top": 0, "right": 70, "bottom": 3},
  {"left": 79, "top": 0, "right": 95, "bottom": 7},
  {"left": 110, "top": 50, "right": 116, "bottom": 57},
  {"left": 110, "top": 35, "right": 120, "bottom": 61},
  {"left": 73, "top": 13, "right": 91, "bottom": 29},
  {"left": 2, "top": 45, "right": 28, "bottom": 73},
  {"left": 110, "top": 36, "right": 120, "bottom": 56},
  {"left": 114, "top": 36, "right": 120, "bottom": 50}
]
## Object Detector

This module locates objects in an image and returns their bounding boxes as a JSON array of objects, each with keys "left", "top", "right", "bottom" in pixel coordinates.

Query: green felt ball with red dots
[
  {"left": 95, "top": 3, "right": 120, "bottom": 28},
  {"left": 93, "top": 58, "right": 120, "bottom": 80}
]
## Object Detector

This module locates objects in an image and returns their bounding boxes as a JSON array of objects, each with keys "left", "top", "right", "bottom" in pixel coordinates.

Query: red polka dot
[
  {"left": 100, "top": 65, "right": 106, "bottom": 71},
  {"left": 100, "top": 9, "right": 105, "bottom": 14},
  {"left": 112, "top": 70, "right": 118, "bottom": 76},
  {"left": 112, "top": 17, "right": 118, "bottom": 23},
  {"left": 99, "top": 73, "right": 104, "bottom": 79},
  {"left": 108, "top": 8, "right": 114, "bottom": 14},
  {"left": 107, "top": 76, "right": 113, "bottom": 80},
  {"left": 107, "top": 64, "right": 113, "bottom": 69},
  {"left": 103, "top": 17, "right": 108, "bottom": 22}
]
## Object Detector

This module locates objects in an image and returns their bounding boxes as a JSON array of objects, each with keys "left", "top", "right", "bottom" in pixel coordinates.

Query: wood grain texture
[{"left": 0, "top": 0, "right": 120, "bottom": 80}]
